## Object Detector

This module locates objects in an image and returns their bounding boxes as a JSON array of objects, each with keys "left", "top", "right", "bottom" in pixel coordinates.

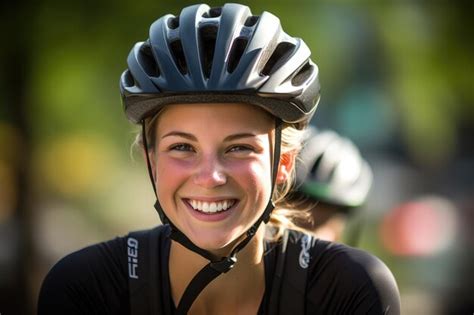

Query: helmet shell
[
  {"left": 295, "top": 127, "right": 373, "bottom": 208},
  {"left": 120, "top": 3, "right": 320, "bottom": 125}
]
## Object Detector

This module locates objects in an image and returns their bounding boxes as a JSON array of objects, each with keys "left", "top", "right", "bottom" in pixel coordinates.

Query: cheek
[
  {"left": 155, "top": 157, "right": 192, "bottom": 200},
  {"left": 228, "top": 159, "right": 272, "bottom": 197},
  {"left": 156, "top": 156, "right": 190, "bottom": 177}
]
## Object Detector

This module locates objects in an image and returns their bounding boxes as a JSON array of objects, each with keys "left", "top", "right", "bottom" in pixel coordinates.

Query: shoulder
[
  {"left": 37, "top": 235, "right": 129, "bottom": 315},
  {"left": 306, "top": 239, "right": 401, "bottom": 314},
  {"left": 37, "top": 225, "right": 169, "bottom": 315}
]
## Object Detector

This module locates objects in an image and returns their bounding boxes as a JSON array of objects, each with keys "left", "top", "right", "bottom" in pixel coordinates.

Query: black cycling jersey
[{"left": 38, "top": 225, "right": 400, "bottom": 314}]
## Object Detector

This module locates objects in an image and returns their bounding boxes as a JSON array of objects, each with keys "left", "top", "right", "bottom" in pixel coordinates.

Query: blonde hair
[
  {"left": 268, "top": 123, "right": 312, "bottom": 239},
  {"left": 133, "top": 110, "right": 311, "bottom": 239},
  {"left": 132, "top": 110, "right": 162, "bottom": 151}
]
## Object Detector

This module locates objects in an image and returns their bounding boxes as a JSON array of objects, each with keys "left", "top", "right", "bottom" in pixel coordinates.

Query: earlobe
[
  {"left": 276, "top": 152, "right": 295, "bottom": 184},
  {"left": 276, "top": 165, "right": 289, "bottom": 184}
]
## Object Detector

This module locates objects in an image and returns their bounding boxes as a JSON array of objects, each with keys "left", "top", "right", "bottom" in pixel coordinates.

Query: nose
[{"left": 193, "top": 155, "right": 227, "bottom": 188}]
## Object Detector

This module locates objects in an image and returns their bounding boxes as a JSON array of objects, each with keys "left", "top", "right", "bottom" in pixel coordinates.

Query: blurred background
[{"left": 1, "top": 0, "right": 473, "bottom": 314}]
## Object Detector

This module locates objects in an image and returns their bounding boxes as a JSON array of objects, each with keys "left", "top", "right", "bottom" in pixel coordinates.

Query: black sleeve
[
  {"left": 306, "top": 241, "right": 401, "bottom": 315},
  {"left": 37, "top": 237, "right": 130, "bottom": 315}
]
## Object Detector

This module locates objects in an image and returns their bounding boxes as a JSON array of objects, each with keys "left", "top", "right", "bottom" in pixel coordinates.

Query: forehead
[{"left": 156, "top": 103, "right": 275, "bottom": 134}]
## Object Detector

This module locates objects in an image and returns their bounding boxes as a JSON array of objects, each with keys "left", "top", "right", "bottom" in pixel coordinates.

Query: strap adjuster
[{"left": 210, "top": 256, "right": 237, "bottom": 273}]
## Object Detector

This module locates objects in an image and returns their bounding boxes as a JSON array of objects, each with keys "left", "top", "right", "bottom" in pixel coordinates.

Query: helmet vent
[
  {"left": 261, "top": 42, "right": 295, "bottom": 76},
  {"left": 123, "top": 70, "right": 135, "bottom": 87},
  {"left": 203, "top": 7, "right": 222, "bottom": 18},
  {"left": 167, "top": 16, "right": 180, "bottom": 29},
  {"left": 292, "top": 61, "right": 313, "bottom": 86},
  {"left": 138, "top": 42, "right": 160, "bottom": 77},
  {"left": 310, "top": 154, "right": 324, "bottom": 178},
  {"left": 244, "top": 15, "right": 259, "bottom": 27},
  {"left": 199, "top": 25, "right": 218, "bottom": 79},
  {"left": 169, "top": 39, "right": 188, "bottom": 75},
  {"left": 227, "top": 37, "right": 248, "bottom": 73}
]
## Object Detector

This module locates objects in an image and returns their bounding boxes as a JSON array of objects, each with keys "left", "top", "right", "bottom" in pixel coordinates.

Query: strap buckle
[{"left": 210, "top": 256, "right": 237, "bottom": 273}]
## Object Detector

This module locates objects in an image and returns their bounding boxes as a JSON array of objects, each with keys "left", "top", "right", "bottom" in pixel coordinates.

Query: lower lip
[{"left": 183, "top": 199, "right": 237, "bottom": 222}]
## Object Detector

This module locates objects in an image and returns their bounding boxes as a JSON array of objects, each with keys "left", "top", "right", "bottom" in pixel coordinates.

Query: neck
[{"left": 169, "top": 225, "right": 266, "bottom": 315}]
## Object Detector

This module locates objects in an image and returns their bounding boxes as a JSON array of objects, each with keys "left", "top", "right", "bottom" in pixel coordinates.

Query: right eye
[{"left": 169, "top": 143, "right": 195, "bottom": 152}]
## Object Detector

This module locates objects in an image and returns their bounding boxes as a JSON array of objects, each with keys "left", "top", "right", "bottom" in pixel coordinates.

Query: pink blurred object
[{"left": 380, "top": 196, "right": 458, "bottom": 257}]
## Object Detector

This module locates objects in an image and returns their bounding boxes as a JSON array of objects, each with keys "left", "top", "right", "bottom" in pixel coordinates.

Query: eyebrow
[
  {"left": 223, "top": 133, "right": 259, "bottom": 142},
  {"left": 161, "top": 131, "right": 197, "bottom": 141},
  {"left": 161, "top": 131, "right": 259, "bottom": 142}
]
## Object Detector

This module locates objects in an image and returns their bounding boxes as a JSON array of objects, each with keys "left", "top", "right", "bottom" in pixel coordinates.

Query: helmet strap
[{"left": 142, "top": 118, "right": 282, "bottom": 314}]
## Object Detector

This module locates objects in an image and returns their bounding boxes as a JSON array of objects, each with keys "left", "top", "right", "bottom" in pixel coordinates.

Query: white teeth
[
  {"left": 188, "top": 199, "right": 235, "bottom": 214},
  {"left": 209, "top": 202, "right": 217, "bottom": 213}
]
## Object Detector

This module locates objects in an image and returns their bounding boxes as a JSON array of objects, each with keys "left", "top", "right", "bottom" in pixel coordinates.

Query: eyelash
[
  {"left": 227, "top": 145, "right": 254, "bottom": 153},
  {"left": 167, "top": 144, "right": 255, "bottom": 154},
  {"left": 169, "top": 143, "right": 195, "bottom": 152}
]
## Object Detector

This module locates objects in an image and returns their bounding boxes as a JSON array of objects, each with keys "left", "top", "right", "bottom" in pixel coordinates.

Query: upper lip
[{"left": 183, "top": 196, "right": 238, "bottom": 202}]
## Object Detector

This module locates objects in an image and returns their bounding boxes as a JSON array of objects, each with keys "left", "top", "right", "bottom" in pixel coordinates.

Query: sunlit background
[{"left": 1, "top": 1, "right": 473, "bottom": 314}]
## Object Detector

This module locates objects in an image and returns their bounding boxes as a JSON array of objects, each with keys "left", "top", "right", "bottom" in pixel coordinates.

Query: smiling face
[{"left": 151, "top": 103, "right": 275, "bottom": 253}]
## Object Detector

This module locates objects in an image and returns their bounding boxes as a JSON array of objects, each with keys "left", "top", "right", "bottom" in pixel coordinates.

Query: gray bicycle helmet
[
  {"left": 120, "top": 3, "right": 320, "bottom": 125},
  {"left": 295, "top": 127, "right": 373, "bottom": 208},
  {"left": 119, "top": 4, "right": 321, "bottom": 314}
]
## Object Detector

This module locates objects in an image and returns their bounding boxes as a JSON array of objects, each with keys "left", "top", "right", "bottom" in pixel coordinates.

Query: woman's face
[{"left": 152, "top": 103, "right": 275, "bottom": 253}]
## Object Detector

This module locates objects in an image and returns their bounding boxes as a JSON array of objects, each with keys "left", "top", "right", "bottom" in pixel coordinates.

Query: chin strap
[{"left": 142, "top": 119, "right": 282, "bottom": 314}]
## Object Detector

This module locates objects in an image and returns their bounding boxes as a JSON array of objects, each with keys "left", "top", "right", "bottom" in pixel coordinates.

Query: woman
[{"left": 38, "top": 3, "right": 400, "bottom": 314}]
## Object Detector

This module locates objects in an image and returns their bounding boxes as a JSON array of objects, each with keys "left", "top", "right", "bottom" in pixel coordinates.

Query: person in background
[{"left": 289, "top": 126, "right": 373, "bottom": 244}]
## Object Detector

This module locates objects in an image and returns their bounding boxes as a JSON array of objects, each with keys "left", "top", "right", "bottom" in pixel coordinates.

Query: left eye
[{"left": 228, "top": 145, "right": 253, "bottom": 153}]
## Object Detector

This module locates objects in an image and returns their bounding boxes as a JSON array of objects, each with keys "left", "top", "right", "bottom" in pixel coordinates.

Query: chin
[{"left": 187, "top": 229, "right": 243, "bottom": 256}]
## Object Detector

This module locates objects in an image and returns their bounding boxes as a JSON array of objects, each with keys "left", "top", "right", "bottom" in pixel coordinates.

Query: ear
[{"left": 276, "top": 151, "right": 295, "bottom": 184}]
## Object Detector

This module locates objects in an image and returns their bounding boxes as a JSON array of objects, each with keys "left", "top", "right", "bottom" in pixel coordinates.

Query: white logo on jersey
[
  {"left": 127, "top": 237, "right": 139, "bottom": 279},
  {"left": 299, "top": 234, "right": 312, "bottom": 269}
]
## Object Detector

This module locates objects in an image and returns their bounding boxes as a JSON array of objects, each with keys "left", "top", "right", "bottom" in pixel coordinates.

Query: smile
[{"left": 186, "top": 199, "right": 236, "bottom": 214}]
